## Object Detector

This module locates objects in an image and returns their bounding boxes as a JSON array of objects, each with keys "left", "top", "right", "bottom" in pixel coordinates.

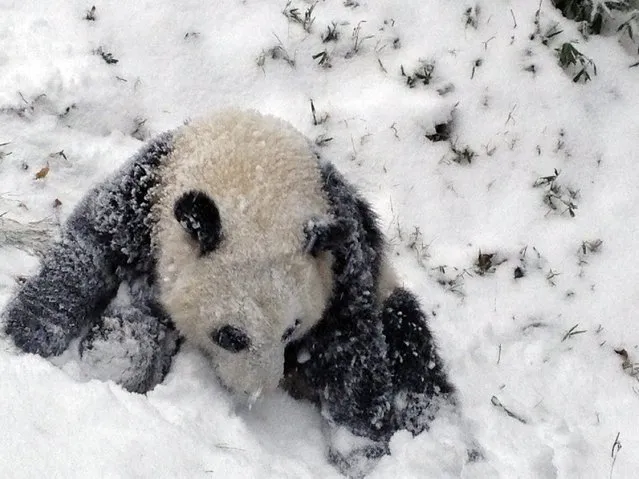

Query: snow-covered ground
[{"left": 1, "top": 0, "right": 639, "bottom": 477}]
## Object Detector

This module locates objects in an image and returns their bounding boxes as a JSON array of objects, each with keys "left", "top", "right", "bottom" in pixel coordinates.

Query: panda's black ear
[
  {"left": 174, "top": 190, "right": 223, "bottom": 255},
  {"left": 303, "top": 217, "right": 353, "bottom": 256}
]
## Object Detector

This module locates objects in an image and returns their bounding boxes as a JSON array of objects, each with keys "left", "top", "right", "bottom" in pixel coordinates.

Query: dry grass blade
[{"left": 490, "top": 396, "right": 527, "bottom": 424}]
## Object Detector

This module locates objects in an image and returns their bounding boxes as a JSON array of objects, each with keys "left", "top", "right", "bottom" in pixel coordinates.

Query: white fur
[{"left": 152, "top": 110, "right": 333, "bottom": 397}]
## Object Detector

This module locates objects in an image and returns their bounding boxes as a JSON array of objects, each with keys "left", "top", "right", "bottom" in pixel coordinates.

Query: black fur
[
  {"left": 174, "top": 190, "right": 223, "bottom": 255},
  {"left": 3, "top": 133, "right": 179, "bottom": 390},
  {"left": 283, "top": 161, "right": 453, "bottom": 470},
  {"left": 2, "top": 128, "right": 452, "bottom": 476},
  {"left": 284, "top": 162, "right": 393, "bottom": 441},
  {"left": 303, "top": 217, "right": 352, "bottom": 256}
]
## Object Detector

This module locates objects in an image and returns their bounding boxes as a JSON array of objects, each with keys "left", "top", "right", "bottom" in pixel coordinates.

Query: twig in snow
[
  {"left": 482, "top": 36, "right": 496, "bottom": 50},
  {"left": 610, "top": 432, "right": 622, "bottom": 479},
  {"left": 491, "top": 396, "right": 527, "bottom": 424},
  {"left": 309, "top": 99, "right": 328, "bottom": 126},
  {"left": 561, "top": 323, "right": 587, "bottom": 342}
]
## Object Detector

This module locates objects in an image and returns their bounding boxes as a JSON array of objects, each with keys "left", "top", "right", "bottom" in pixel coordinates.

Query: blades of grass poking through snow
[
  {"left": 578, "top": 239, "right": 603, "bottom": 265},
  {"left": 0, "top": 142, "right": 12, "bottom": 162},
  {"left": 449, "top": 143, "right": 476, "bottom": 165},
  {"left": 541, "top": 24, "right": 564, "bottom": 46},
  {"left": 431, "top": 265, "right": 469, "bottom": 297},
  {"left": 534, "top": 168, "right": 560, "bottom": 187},
  {"left": 312, "top": 50, "right": 331, "bottom": 68},
  {"left": 322, "top": 22, "right": 340, "bottom": 42},
  {"left": 94, "top": 46, "right": 118, "bottom": 65},
  {"left": 561, "top": 323, "right": 587, "bottom": 341},
  {"left": 345, "top": 21, "right": 373, "bottom": 58},
  {"left": 614, "top": 349, "right": 639, "bottom": 377},
  {"left": 583, "top": 239, "right": 603, "bottom": 253},
  {"left": 282, "top": 1, "right": 317, "bottom": 33},
  {"left": 546, "top": 269, "right": 561, "bottom": 286},
  {"left": 407, "top": 226, "right": 430, "bottom": 267},
  {"left": 552, "top": 0, "right": 636, "bottom": 36},
  {"left": 309, "top": 99, "right": 328, "bottom": 125},
  {"left": 474, "top": 250, "right": 507, "bottom": 275},
  {"left": 556, "top": 42, "right": 597, "bottom": 82},
  {"left": 610, "top": 432, "right": 622, "bottom": 479},
  {"left": 1, "top": 92, "right": 48, "bottom": 120},
  {"left": 618, "top": 11, "right": 639, "bottom": 51},
  {"left": 464, "top": 5, "right": 480, "bottom": 29},
  {"left": 490, "top": 396, "right": 527, "bottom": 424},
  {"left": 314, "top": 134, "right": 333, "bottom": 147},
  {"left": 401, "top": 60, "right": 435, "bottom": 88},
  {"left": 84, "top": 5, "right": 96, "bottom": 21},
  {"left": 533, "top": 169, "right": 579, "bottom": 217},
  {"left": 259, "top": 35, "right": 296, "bottom": 69},
  {"left": 471, "top": 58, "right": 483, "bottom": 79}
]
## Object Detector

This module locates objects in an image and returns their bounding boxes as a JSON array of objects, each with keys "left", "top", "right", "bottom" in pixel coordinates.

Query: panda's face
[{"left": 153, "top": 110, "right": 334, "bottom": 399}]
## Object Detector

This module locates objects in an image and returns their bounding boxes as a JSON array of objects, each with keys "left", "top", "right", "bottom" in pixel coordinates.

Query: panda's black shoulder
[
  {"left": 318, "top": 160, "right": 384, "bottom": 280},
  {"left": 68, "top": 132, "right": 174, "bottom": 279}
]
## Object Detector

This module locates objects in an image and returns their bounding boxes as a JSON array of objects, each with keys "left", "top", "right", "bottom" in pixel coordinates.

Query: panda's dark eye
[
  {"left": 174, "top": 190, "right": 223, "bottom": 256},
  {"left": 282, "top": 319, "right": 301, "bottom": 342},
  {"left": 212, "top": 325, "right": 251, "bottom": 353}
]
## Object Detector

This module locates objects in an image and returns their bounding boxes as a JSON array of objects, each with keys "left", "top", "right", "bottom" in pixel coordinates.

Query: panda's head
[{"left": 153, "top": 110, "right": 335, "bottom": 398}]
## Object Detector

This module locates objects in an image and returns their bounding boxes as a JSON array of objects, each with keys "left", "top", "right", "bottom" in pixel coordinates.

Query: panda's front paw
[
  {"left": 327, "top": 433, "right": 389, "bottom": 479},
  {"left": 3, "top": 300, "right": 71, "bottom": 357},
  {"left": 79, "top": 308, "right": 179, "bottom": 393}
]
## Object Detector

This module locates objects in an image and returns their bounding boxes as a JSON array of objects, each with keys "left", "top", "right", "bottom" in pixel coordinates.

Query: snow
[{"left": 1, "top": 0, "right": 639, "bottom": 477}]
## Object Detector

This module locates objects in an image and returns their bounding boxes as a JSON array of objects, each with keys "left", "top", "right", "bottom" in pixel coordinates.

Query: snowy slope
[{"left": 1, "top": 0, "right": 639, "bottom": 477}]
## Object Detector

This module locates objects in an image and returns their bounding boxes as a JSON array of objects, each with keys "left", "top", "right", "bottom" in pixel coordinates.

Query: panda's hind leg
[
  {"left": 381, "top": 287, "right": 454, "bottom": 435},
  {"left": 78, "top": 284, "right": 180, "bottom": 394}
]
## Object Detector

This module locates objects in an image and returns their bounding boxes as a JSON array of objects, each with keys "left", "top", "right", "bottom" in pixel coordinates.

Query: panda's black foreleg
[
  {"left": 381, "top": 287, "right": 454, "bottom": 435},
  {"left": 315, "top": 307, "right": 395, "bottom": 442},
  {"left": 3, "top": 224, "right": 119, "bottom": 357},
  {"left": 79, "top": 299, "right": 180, "bottom": 394}
]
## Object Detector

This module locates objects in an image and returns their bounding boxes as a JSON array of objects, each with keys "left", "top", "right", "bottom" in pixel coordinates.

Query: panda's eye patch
[
  {"left": 174, "top": 190, "right": 222, "bottom": 256},
  {"left": 282, "top": 319, "right": 301, "bottom": 342},
  {"left": 211, "top": 325, "right": 251, "bottom": 353}
]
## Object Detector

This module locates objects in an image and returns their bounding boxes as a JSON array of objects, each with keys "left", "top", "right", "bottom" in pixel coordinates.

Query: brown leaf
[{"left": 35, "top": 164, "right": 49, "bottom": 179}]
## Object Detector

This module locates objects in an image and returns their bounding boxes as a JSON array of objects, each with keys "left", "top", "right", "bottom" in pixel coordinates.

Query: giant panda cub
[{"left": 2, "top": 110, "right": 453, "bottom": 474}]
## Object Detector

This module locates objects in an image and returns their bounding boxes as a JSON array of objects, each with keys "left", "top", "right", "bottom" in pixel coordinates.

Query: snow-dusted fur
[
  {"left": 1, "top": 110, "right": 452, "bottom": 476},
  {"left": 2, "top": 133, "right": 179, "bottom": 393},
  {"left": 153, "top": 111, "right": 334, "bottom": 396}
]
